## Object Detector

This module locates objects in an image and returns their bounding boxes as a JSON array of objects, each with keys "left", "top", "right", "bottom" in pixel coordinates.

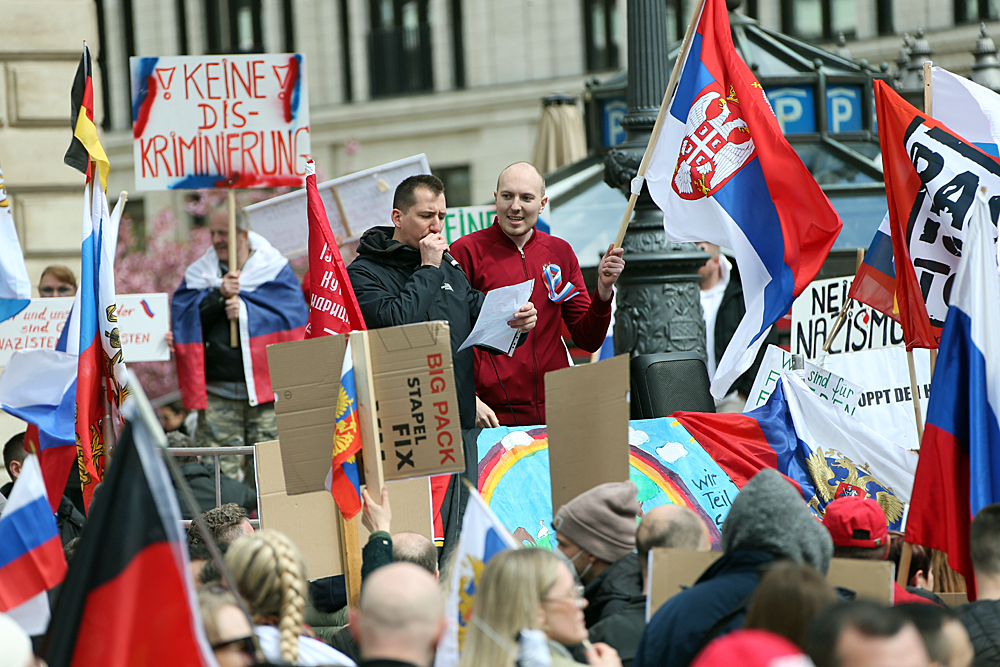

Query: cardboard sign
[
  {"left": 130, "top": 54, "right": 310, "bottom": 191},
  {"left": 366, "top": 322, "right": 464, "bottom": 481},
  {"left": 546, "top": 354, "right": 630, "bottom": 514},
  {"left": 266, "top": 321, "right": 464, "bottom": 495},
  {"left": 0, "top": 293, "right": 170, "bottom": 366},
  {"left": 745, "top": 345, "right": 862, "bottom": 415},
  {"left": 245, "top": 155, "right": 430, "bottom": 257},
  {"left": 256, "top": 439, "right": 433, "bottom": 579},
  {"left": 646, "top": 549, "right": 893, "bottom": 620},
  {"left": 791, "top": 276, "right": 906, "bottom": 359}
]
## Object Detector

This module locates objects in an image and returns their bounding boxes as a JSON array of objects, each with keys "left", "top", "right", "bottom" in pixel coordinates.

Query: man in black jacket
[
  {"left": 959, "top": 503, "right": 1000, "bottom": 667},
  {"left": 696, "top": 242, "right": 779, "bottom": 411},
  {"left": 347, "top": 174, "right": 536, "bottom": 431}
]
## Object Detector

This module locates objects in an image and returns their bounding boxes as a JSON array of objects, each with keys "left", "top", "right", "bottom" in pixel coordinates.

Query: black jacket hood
[{"left": 357, "top": 226, "right": 420, "bottom": 268}]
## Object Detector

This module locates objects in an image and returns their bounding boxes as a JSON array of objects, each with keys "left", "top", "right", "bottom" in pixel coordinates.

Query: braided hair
[{"left": 225, "top": 529, "right": 308, "bottom": 665}]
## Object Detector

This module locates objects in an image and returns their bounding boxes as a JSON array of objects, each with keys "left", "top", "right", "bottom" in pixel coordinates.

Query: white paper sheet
[{"left": 458, "top": 279, "right": 534, "bottom": 356}]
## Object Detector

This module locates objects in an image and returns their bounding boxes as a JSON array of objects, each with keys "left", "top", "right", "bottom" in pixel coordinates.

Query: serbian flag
[
  {"left": 645, "top": 0, "right": 841, "bottom": 398},
  {"left": 323, "top": 339, "right": 363, "bottom": 519},
  {"left": 55, "top": 185, "right": 130, "bottom": 511},
  {"left": 304, "top": 159, "right": 365, "bottom": 337},
  {"left": 171, "top": 231, "right": 308, "bottom": 410},
  {"left": 0, "top": 351, "right": 78, "bottom": 513},
  {"left": 0, "top": 162, "right": 30, "bottom": 323},
  {"left": 906, "top": 193, "right": 1000, "bottom": 601},
  {"left": 676, "top": 372, "right": 916, "bottom": 527},
  {"left": 0, "top": 454, "right": 68, "bottom": 636},
  {"left": 44, "top": 402, "right": 215, "bottom": 666},
  {"left": 63, "top": 43, "right": 109, "bottom": 193},
  {"left": 867, "top": 80, "right": 1000, "bottom": 349}
]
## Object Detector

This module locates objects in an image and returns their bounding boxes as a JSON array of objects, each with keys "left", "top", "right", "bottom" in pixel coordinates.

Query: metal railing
[{"left": 165, "top": 445, "right": 261, "bottom": 529}]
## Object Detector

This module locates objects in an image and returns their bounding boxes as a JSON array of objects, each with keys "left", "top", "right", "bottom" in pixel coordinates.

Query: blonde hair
[
  {"left": 225, "top": 530, "right": 307, "bottom": 665},
  {"left": 457, "top": 549, "right": 561, "bottom": 667}
]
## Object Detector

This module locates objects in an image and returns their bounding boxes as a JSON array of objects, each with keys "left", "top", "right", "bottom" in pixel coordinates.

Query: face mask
[{"left": 566, "top": 547, "right": 593, "bottom": 581}]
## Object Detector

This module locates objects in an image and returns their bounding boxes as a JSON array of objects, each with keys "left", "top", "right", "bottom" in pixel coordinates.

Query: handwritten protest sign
[
  {"left": 746, "top": 344, "right": 931, "bottom": 451},
  {"left": 746, "top": 345, "right": 861, "bottom": 415},
  {"left": 244, "top": 155, "right": 430, "bottom": 257},
  {"left": 130, "top": 54, "right": 310, "bottom": 191},
  {"left": 791, "top": 276, "right": 906, "bottom": 359},
  {"left": 442, "top": 205, "right": 496, "bottom": 244},
  {"left": 0, "top": 293, "right": 170, "bottom": 366}
]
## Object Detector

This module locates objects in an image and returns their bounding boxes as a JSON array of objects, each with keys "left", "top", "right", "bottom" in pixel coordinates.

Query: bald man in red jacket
[{"left": 449, "top": 162, "right": 624, "bottom": 427}]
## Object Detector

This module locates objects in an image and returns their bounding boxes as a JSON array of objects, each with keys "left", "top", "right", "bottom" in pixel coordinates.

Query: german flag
[
  {"left": 64, "top": 43, "right": 109, "bottom": 192},
  {"left": 44, "top": 416, "right": 214, "bottom": 666}
]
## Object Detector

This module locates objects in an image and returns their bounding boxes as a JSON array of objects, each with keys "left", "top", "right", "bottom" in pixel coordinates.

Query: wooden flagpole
[
  {"left": 822, "top": 248, "right": 865, "bottom": 354},
  {"left": 612, "top": 0, "right": 709, "bottom": 249},
  {"left": 228, "top": 188, "right": 239, "bottom": 348},
  {"left": 898, "top": 60, "right": 935, "bottom": 588}
]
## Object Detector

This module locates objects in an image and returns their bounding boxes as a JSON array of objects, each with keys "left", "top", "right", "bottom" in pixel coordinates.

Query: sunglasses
[
  {"left": 212, "top": 635, "right": 257, "bottom": 658},
  {"left": 39, "top": 285, "right": 74, "bottom": 296}
]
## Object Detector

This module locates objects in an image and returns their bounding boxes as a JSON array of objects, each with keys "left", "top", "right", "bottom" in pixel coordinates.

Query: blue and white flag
[
  {"left": 932, "top": 66, "right": 1000, "bottom": 156},
  {"left": 0, "top": 164, "right": 31, "bottom": 323},
  {"left": 0, "top": 350, "right": 78, "bottom": 513},
  {"left": 435, "top": 488, "right": 519, "bottom": 667}
]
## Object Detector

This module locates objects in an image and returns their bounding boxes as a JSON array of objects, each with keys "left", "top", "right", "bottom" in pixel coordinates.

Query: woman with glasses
[
  {"left": 38, "top": 265, "right": 77, "bottom": 298},
  {"left": 458, "top": 548, "right": 621, "bottom": 667},
  {"left": 199, "top": 587, "right": 259, "bottom": 667},
  {"left": 225, "top": 530, "right": 355, "bottom": 666}
]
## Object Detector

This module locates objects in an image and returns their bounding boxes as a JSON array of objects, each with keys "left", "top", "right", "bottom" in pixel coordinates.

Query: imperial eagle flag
[
  {"left": 645, "top": 0, "right": 842, "bottom": 398},
  {"left": 853, "top": 81, "right": 1000, "bottom": 349}
]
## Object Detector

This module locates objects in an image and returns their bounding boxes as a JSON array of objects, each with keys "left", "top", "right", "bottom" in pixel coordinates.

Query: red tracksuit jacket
[{"left": 449, "top": 221, "right": 612, "bottom": 426}]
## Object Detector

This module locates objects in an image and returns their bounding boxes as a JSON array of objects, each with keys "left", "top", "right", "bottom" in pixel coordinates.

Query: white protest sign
[
  {"left": 791, "top": 275, "right": 906, "bottom": 359},
  {"left": 745, "top": 345, "right": 862, "bottom": 416},
  {"left": 745, "top": 345, "right": 931, "bottom": 451},
  {"left": 0, "top": 293, "right": 170, "bottom": 366},
  {"left": 244, "top": 154, "right": 431, "bottom": 257},
  {"left": 130, "top": 54, "right": 310, "bottom": 191}
]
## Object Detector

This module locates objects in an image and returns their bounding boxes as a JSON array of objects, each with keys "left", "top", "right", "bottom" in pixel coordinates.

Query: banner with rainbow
[{"left": 477, "top": 418, "right": 741, "bottom": 551}]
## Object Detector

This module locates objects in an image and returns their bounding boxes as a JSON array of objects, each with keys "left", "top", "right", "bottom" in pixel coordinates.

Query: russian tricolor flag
[
  {"left": 171, "top": 231, "right": 307, "bottom": 410},
  {"left": 645, "top": 0, "right": 841, "bottom": 398},
  {"left": 0, "top": 454, "right": 68, "bottom": 636},
  {"left": 906, "top": 192, "right": 1000, "bottom": 600},
  {"left": 56, "top": 183, "right": 130, "bottom": 510},
  {"left": 325, "top": 338, "right": 363, "bottom": 519}
]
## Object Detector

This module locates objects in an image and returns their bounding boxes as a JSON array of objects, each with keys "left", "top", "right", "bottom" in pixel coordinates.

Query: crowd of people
[{"left": 2, "top": 162, "right": 998, "bottom": 667}]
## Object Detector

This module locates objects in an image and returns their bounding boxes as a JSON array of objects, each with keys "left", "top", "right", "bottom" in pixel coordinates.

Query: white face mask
[{"left": 567, "top": 547, "right": 593, "bottom": 581}]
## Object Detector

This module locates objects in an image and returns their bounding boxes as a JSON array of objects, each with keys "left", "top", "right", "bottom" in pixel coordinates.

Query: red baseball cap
[
  {"left": 822, "top": 496, "right": 888, "bottom": 548},
  {"left": 691, "top": 629, "right": 814, "bottom": 667}
]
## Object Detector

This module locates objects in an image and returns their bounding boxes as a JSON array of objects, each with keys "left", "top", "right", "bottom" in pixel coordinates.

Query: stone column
[{"left": 603, "top": 0, "right": 707, "bottom": 359}]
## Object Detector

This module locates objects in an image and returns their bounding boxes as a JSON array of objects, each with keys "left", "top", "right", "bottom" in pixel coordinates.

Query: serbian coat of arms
[{"left": 673, "top": 84, "right": 755, "bottom": 200}]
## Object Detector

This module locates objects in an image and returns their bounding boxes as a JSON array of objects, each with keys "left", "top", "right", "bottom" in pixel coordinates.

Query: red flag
[
  {"left": 45, "top": 415, "right": 214, "bottom": 666},
  {"left": 873, "top": 80, "right": 1000, "bottom": 349},
  {"left": 304, "top": 159, "right": 365, "bottom": 337}
]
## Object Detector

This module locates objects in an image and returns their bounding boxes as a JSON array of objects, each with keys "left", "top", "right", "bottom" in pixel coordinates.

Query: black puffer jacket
[
  {"left": 959, "top": 599, "right": 1000, "bottom": 667},
  {"left": 347, "top": 227, "right": 485, "bottom": 430},
  {"left": 584, "top": 552, "right": 643, "bottom": 627}
]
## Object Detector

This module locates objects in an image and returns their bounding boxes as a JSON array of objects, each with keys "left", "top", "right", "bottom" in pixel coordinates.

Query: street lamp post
[{"left": 604, "top": 0, "right": 708, "bottom": 360}]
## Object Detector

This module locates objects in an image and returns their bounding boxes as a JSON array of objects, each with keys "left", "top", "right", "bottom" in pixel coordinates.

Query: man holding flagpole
[{"left": 172, "top": 209, "right": 308, "bottom": 488}]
